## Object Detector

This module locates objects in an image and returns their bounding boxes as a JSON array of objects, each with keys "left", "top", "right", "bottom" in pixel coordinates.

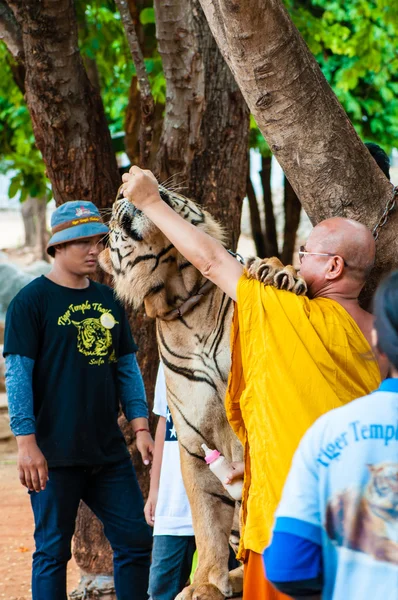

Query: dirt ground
[{"left": 0, "top": 438, "right": 80, "bottom": 600}]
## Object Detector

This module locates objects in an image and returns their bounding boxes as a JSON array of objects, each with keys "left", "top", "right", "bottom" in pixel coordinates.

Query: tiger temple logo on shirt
[{"left": 57, "top": 301, "right": 118, "bottom": 365}]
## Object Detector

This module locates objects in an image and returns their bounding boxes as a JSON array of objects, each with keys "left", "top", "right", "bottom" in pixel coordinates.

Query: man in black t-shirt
[{"left": 4, "top": 201, "right": 153, "bottom": 600}]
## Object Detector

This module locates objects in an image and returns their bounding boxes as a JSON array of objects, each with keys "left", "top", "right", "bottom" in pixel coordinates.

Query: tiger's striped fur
[{"left": 99, "top": 186, "right": 305, "bottom": 600}]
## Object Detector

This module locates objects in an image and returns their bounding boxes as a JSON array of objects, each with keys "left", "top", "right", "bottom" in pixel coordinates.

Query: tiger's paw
[
  {"left": 193, "top": 584, "right": 225, "bottom": 600},
  {"left": 245, "top": 257, "right": 307, "bottom": 296},
  {"left": 175, "top": 584, "right": 195, "bottom": 600}
]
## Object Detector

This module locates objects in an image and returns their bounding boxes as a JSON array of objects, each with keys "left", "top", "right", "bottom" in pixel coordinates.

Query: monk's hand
[
  {"left": 224, "top": 461, "right": 244, "bottom": 485},
  {"left": 121, "top": 166, "right": 161, "bottom": 211}
]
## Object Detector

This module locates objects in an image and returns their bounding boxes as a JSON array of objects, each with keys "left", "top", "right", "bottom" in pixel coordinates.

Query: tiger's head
[
  {"left": 71, "top": 318, "right": 113, "bottom": 356},
  {"left": 99, "top": 185, "right": 226, "bottom": 318},
  {"left": 365, "top": 462, "right": 398, "bottom": 519}
]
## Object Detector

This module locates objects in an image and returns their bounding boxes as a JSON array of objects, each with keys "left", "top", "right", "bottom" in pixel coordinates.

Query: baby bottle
[{"left": 201, "top": 444, "right": 243, "bottom": 501}]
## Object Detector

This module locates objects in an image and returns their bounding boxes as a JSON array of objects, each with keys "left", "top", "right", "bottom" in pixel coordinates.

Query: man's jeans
[
  {"left": 148, "top": 535, "right": 196, "bottom": 600},
  {"left": 30, "top": 458, "right": 152, "bottom": 600}
]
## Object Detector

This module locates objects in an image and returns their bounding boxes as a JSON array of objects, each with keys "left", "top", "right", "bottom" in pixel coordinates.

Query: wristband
[{"left": 134, "top": 428, "right": 150, "bottom": 435}]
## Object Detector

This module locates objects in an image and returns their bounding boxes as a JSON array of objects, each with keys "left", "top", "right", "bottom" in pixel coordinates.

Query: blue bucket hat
[{"left": 47, "top": 201, "right": 109, "bottom": 254}]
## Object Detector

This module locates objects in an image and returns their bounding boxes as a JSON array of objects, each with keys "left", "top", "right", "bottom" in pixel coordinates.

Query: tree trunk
[
  {"left": 281, "top": 176, "right": 301, "bottom": 265},
  {"left": 123, "top": 0, "right": 161, "bottom": 169},
  {"left": 154, "top": 0, "right": 249, "bottom": 249},
  {"left": 35, "top": 196, "right": 49, "bottom": 261},
  {"left": 197, "top": 0, "right": 396, "bottom": 298},
  {"left": 21, "top": 197, "right": 36, "bottom": 247},
  {"left": 8, "top": 0, "right": 120, "bottom": 208},
  {"left": 20, "top": 197, "right": 50, "bottom": 261},
  {"left": 260, "top": 155, "right": 279, "bottom": 257},
  {"left": 247, "top": 173, "right": 266, "bottom": 258}
]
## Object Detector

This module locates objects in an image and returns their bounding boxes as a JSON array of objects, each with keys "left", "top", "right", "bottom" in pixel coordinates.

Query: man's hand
[
  {"left": 16, "top": 435, "right": 48, "bottom": 492},
  {"left": 224, "top": 461, "right": 244, "bottom": 486},
  {"left": 121, "top": 166, "right": 161, "bottom": 211},
  {"left": 136, "top": 430, "right": 154, "bottom": 466},
  {"left": 144, "top": 489, "right": 158, "bottom": 527}
]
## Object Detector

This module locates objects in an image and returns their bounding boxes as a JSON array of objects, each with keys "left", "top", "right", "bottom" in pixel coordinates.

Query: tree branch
[
  {"left": 0, "top": 0, "right": 24, "bottom": 61},
  {"left": 115, "top": 0, "right": 155, "bottom": 167}
]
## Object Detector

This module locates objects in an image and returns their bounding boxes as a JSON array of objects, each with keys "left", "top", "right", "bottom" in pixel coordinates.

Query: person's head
[
  {"left": 365, "top": 142, "right": 391, "bottom": 181},
  {"left": 47, "top": 201, "right": 108, "bottom": 275},
  {"left": 298, "top": 217, "right": 375, "bottom": 299},
  {"left": 373, "top": 271, "right": 398, "bottom": 375}
]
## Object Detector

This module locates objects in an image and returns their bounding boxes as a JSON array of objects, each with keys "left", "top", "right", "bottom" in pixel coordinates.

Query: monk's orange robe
[{"left": 226, "top": 276, "right": 381, "bottom": 599}]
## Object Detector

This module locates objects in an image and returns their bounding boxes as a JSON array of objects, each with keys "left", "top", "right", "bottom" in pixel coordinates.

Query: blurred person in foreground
[{"left": 265, "top": 270, "right": 398, "bottom": 599}]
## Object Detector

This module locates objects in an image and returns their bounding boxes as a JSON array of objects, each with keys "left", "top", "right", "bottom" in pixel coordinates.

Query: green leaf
[
  {"left": 140, "top": 8, "right": 155, "bottom": 25},
  {"left": 8, "top": 177, "right": 21, "bottom": 199}
]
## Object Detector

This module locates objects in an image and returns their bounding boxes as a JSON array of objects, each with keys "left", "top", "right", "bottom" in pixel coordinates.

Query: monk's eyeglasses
[{"left": 298, "top": 246, "right": 349, "bottom": 267}]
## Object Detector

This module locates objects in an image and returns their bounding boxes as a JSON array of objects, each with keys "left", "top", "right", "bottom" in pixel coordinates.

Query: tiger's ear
[{"left": 98, "top": 247, "right": 113, "bottom": 275}]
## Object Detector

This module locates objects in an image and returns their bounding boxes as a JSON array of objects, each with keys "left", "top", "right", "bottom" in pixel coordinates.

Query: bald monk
[{"left": 121, "top": 167, "right": 382, "bottom": 600}]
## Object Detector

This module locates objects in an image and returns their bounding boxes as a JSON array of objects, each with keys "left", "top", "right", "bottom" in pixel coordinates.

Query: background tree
[
  {"left": 1, "top": 0, "right": 398, "bottom": 597},
  {"left": 199, "top": 0, "right": 396, "bottom": 304},
  {"left": 246, "top": 0, "right": 398, "bottom": 264}
]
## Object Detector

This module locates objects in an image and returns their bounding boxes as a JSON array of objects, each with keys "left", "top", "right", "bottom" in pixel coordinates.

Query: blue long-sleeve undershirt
[{"left": 5, "top": 353, "right": 148, "bottom": 437}]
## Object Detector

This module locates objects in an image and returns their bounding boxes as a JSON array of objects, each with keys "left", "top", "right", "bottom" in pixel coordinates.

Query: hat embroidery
[{"left": 75, "top": 206, "right": 92, "bottom": 217}]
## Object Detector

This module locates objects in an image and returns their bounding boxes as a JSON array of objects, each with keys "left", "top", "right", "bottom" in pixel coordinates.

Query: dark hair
[
  {"left": 374, "top": 271, "right": 398, "bottom": 369},
  {"left": 365, "top": 142, "right": 391, "bottom": 181},
  {"left": 47, "top": 246, "right": 56, "bottom": 257}
]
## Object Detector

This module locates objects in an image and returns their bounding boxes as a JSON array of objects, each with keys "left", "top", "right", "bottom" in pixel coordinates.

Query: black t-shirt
[{"left": 4, "top": 276, "right": 137, "bottom": 467}]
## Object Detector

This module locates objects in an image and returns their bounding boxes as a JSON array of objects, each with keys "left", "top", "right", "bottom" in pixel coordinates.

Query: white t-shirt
[
  {"left": 152, "top": 363, "right": 194, "bottom": 536},
  {"left": 269, "top": 379, "right": 398, "bottom": 599}
]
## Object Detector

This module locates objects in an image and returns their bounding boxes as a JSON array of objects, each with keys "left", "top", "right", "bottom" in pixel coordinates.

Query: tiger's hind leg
[{"left": 175, "top": 452, "right": 241, "bottom": 600}]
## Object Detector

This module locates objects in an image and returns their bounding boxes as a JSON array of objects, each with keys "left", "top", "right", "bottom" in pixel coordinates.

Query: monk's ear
[
  {"left": 325, "top": 256, "right": 344, "bottom": 280},
  {"left": 98, "top": 247, "right": 113, "bottom": 275}
]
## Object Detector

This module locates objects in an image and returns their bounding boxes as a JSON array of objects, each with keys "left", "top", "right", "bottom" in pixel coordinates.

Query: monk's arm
[{"left": 122, "top": 167, "right": 243, "bottom": 301}]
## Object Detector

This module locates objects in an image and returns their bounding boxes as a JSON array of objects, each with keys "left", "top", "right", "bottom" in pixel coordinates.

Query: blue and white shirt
[
  {"left": 264, "top": 379, "right": 398, "bottom": 600},
  {"left": 152, "top": 363, "right": 194, "bottom": 536}
]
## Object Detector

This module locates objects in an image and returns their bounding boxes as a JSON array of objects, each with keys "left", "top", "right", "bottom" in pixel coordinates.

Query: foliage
[
  {"left": 0, "top": 46, "right": 52, "bottom": 202},
  {"left": 250, "top": 0, "right": 398, "bottom": 157},
  {"left": 76, "top": 0, "right": 165, "bottom": 135},
  {"left": 0, "top": 0, "right": 396, "bottom": 204},
  {"left": 0, "top": 0, "right": 166, "bottom": 203},
  {"left": 287, "top": 0, "right": 398, "bottom": 152}
]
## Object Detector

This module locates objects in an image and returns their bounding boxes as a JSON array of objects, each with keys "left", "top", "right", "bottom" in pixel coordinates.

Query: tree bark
[
  {"left": 20, "top": 197, "right": 49, "bottom": 261},
  {"left": 7, "top": 0, "right": 120, "bottom": 208},
  {"left": 247, "top": 173, "right": 266, "bottom": 258},
  {"left": 0, "top": 0, "right": 23, "bottom": 61},
  {"left": 281, "top": 176, "right": 301, "bottom": 265},
  {"left": 260, "top": 155, "right": 279, "bottom": 258},
  {"left": 115, "top": 0, "right": 155, "bottom": 167},
  {"left": 154, "top": 0, "right": 249, "bottom": 249},
  {"left": 197, "top": 0, "right": 396, "bottom": 298}
]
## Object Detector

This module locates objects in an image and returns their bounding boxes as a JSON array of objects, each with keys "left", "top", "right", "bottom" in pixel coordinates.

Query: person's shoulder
[{"left": 9, "top": 276, "right": 48, "bottom": 306}]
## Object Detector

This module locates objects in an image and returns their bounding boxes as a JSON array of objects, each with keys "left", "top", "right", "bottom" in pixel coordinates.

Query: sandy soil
[{"left": 0, "top": 439, "right": 80, "bottom": 600}]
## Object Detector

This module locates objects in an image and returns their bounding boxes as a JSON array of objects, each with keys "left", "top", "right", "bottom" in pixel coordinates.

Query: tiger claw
[
  {"left": 245, "top": 256, "right": 283, "bottom": 284},
  {"left": 274, "top": 265, "right": 307, "bottom": 295},
  {"left": 245, "top": 257, "right": 307, "bottom": 296}
]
